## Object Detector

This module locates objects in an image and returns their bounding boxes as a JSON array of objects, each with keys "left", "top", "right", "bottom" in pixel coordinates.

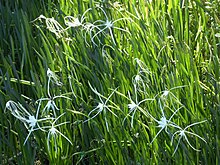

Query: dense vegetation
[{"left": 0, "top": 0, "right": 220, "bottom": 164}]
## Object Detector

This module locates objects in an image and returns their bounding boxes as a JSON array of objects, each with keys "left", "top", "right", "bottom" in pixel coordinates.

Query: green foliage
[{"left": 0, "top": 0, "right": 219, "bottom": 164}]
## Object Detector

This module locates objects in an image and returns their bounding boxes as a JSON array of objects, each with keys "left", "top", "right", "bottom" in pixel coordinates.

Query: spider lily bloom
[
  {"left": 39, "top": 68, "right": 71, "bottom": 116},
  {"left": 132, "top": 74, "right": 148, "bottom": 94},
  {"left": 47, "top": 68, "right": 63, "bottom": 88},
  {"left": 41, "top": 113, "right": 73, "bottom": 153},
  {"left": 32, "top": 15, "right": 66, "bottom": 39},
  {"left": 23, "top": 100, "right": 54, "bottom": 145},
  {"left": 110, "top": 2, "right": 124, "bottom": 10},
  {"left": 83, "top": 22, "right": 101, "bottom": 46},
  {"left": 157, "top": 85, "right": 187, "bottom": 105},
  {"left": 123, "top": 86, "right": 154, "bottom": 128},
  {"left": 133, "top": 58, "right": 151, "bottom": 75},
  {"left": 46, "top": 17, "right": 66, "bottom": 38},
  {"left": 64, "top": 8, "right": 96, "bottom": 46},
  {"left": 46, "top": 68, "right": 63, "bottom": 98},
  {"left": 64, "top": 17, "right": 82, "bottom": 28},
  {"left": 84, "top": 82, "right": 119, "bottom": 132},
  {"left": 64, "top": 8, "right": 92, "bottom": 28},
  {"left": 90, "top": 6, "right": 131, "bottom": 46},
  {"left": 171, "top": 120, "right": 207, "bottom": 156},
  {"left": 5, "top": 100, "right": 53, "bottom": 145},
  {"left": 5, "top": 100, "right": 30, "bottom": 123},
  {"left": 132, "top": 58, "right": 152, "bottom": 94},
  {"left": 150, "top": 105, "right": 183, "bottom": 144},
  {"left": 36, "top": 94, "right": 71, "bottom": 117}
]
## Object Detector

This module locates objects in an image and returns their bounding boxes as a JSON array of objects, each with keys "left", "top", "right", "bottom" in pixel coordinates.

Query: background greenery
[{"left": 0, "top": 0, "right": 219, "bottom": 164}]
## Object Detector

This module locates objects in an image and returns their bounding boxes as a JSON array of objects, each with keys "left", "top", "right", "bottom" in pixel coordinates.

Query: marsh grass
[{"left": 0, "top": 0, "right": 219, "bottom": 164}]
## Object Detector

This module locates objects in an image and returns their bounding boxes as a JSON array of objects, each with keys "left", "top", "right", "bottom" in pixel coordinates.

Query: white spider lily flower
[
  {"left": 23, "top": 100, "right": 54, "bottom": 145},
  {"left": 132, "top": 74, "right": 148, "bottom": 94},
  {"left": 150, "top": 105, "right": 183, "bottom": 144},
  {"left": 90, "top": 6, "right": 131, "bottom": 46},
  {"left": 157, "top": 85, "right": 187, "bottom": 104},
  {"left": 128, "top": 101, "right": 137, "bottom": 112},
  {"left": 31, "top": 14, "right": 46, "bottom": 22},
  {"left": 47, "top": 68, "right": 63, "bottom": 87},
  {"left": 64, "top": 17, "right": 82, "bottom": 27},
  {"left": 41, "top": 113, "right": 73, "bottom": 153},
  {"left": 64, "top": 8, "right": 92, "bottom": 29},
  {"left": 123, "top": 88, "right": 154, "bottom": 128},
  {"left": 157, "top": 116, "right": 167, "bottom": 128},
  {"left": 37, "top": 94, "right": 71, "bottom": 117},
  {"left": 5, "top": 100, "right": 53, "bottom": 145},
  {"left": 46, "top": 17, "right": 65, "bottom": 38},
  {"left": 32, "top": 15, "right": 66, "bottom": 39},
  {"left": 83, "top": 22, "right": 101, "bottom": 46},
  {"left": 84, "top": 82, "right": 119, "bottom": 132},
  {"left": 111, "top": 2, "right": 123, "bottom": 10},
  {"left": 132, "top": 58, "right": 152, "bottom": 94},
  {"left": 161, "top": 90, "right": 169, "bottom": 98},
  {"left": 38, "top": 68, "right": 71, "bottom": 117},
  {"left": 5, "top": 100, "right": 30, "bottom": 123},
  {"left": 134, "top": 74, "right": 141, "bottom": 82},
  {"left": 27, "top": 115, "right": 37, "bottom": 127},
  {"left": 133, "top": 58, "right": 151, "bottom": 75},
  {"left": 171, "top": 120, "right": 207, "bottom": 156}
]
